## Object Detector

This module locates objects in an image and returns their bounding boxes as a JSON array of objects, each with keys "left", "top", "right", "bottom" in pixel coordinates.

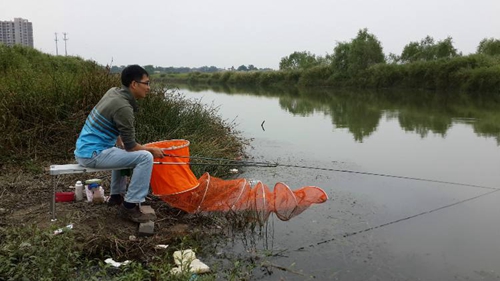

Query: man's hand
[
  {"left": 149, "top": 147, "right": 165, "bottom": 159},
  {"left": 127, "top": 143, "right": 165, "bottom": 158},
  {"left": 116, "top": 136, "right": 125, "bottom": 149}
]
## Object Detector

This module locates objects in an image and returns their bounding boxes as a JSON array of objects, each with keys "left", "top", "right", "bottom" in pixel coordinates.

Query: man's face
[{"left": 130, "top": 74, "right": 150, "bottom": 99}]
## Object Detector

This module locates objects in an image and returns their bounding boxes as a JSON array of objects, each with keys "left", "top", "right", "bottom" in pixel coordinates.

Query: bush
[
  {"left": 257, "top": 71, "right": 285, "bottom": 87},
  {"left": 298, "top": 65, "right": 333, "bottom": 86},
  {"left": 365, "top": 63, "right": 403, "bottom": 88},
  {"left": 459, "top": 65, "right": 500, "bottom": 93},
  {"left": 0, "top": 45, "right": 117, "bottom": 163}
]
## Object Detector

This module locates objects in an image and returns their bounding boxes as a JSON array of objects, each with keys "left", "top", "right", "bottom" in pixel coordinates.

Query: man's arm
[{"left": 127, "top": 143, "right": 165, "bottom": 159}]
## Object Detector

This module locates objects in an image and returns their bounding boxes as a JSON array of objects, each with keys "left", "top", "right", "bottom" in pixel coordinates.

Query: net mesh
[{"left": 146, "top": 140, "right": 328, "bottom": 222}]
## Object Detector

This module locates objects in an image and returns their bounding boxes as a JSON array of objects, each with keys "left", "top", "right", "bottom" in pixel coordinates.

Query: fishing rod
[
  {"left": 158, "top": 154, "right": 497, "bottom": 190},
  {"left": 154, "top": 161, "right": 276, "bottom": 167},
  {"left": 161, "top": 154, "right": 275, "bottom": 166}
]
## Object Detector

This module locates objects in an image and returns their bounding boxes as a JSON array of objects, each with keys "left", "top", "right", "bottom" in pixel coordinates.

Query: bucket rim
[{"left": 146, "top": 139, "right": 190, "bottom": 151}]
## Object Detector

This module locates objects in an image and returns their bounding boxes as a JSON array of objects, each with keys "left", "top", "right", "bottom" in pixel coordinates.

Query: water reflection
[
  {"left": 175, "top": 83, "right": 500, "bottom": 280},
  {"left": 178, "top": 84, "right": 500, "bottom": 144}
]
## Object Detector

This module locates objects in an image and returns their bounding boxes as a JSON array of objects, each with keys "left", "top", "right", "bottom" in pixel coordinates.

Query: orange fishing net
[{"left": 145, "top": 140, "right": 328, "bottom": 222}]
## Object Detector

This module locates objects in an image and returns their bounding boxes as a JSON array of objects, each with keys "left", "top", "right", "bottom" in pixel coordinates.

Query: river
[{"left": 177, "top": 85, "right": 500, "bottom": 281}]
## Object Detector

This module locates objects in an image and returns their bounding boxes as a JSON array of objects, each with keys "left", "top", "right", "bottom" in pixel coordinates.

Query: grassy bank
[
  {"left": 158, "top": 54, "right": 500, "bottom": 95},
  {"left": 0, "top": 45, "right": 244, "bottom": 176},
  {"left": 0, "top": 45, "right": 249, "bottom": 280}
]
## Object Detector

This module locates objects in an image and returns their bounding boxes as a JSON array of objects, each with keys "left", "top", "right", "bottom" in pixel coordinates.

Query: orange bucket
[{"left": 145, "top": 139, "right": 199, "bottom": 195}]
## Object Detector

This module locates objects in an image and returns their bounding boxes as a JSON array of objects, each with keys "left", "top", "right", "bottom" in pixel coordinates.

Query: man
[{"left": 74, "top": 65, "right": 164, "bottom": 223}]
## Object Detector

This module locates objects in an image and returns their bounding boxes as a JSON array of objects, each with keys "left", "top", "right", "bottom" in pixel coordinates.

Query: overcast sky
[{"left": 2, "top": 0, "right": 499, "bottom": 69}]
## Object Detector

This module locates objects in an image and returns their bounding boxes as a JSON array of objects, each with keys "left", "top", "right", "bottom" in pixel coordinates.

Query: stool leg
[{"left": 51, "top": 176, "right": 56, "bottom": 221}]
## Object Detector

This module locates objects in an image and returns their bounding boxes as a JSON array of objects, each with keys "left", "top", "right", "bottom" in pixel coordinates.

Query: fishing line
[
  {"left": 297, "top": 188, "right": 500, "bottom": 250},
  {"left": 160, "top": 154, "right": 497, "bottom": 190},
  {"left": 277, "top": 163, "right": 498, "bottom": 190}
]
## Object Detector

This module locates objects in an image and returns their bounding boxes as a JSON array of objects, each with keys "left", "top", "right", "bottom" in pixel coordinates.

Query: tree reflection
[
  {"left": 177, "top": 84, "right": 500, "bottom": 144},
  {"left": 325, "top": 97, "right": 381, "bottom": 142}
]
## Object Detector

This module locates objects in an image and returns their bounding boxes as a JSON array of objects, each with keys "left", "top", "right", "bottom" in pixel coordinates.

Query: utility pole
[
  {"left": 63, "top": 33, "right": 69, "bottom": 56},
  {"left": 54, "top": 33, "right": 59, "bottom": 55}
]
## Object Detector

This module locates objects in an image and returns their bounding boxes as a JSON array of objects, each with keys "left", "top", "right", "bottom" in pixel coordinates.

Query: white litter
[
  {"left": 170, "top": 249, "right": 210, "bottom": 275},
  {"left": 155, "top": 244, "right": 169, "bottom": 250},
  {"left": 104, "top": 258, "right": 131, "bottom": 268},
  {"left": 53, "top": 224, "right": 73, "bottom": 235},
  {"left": 229, "top": 168, "right": 238, "bottom": 174}
]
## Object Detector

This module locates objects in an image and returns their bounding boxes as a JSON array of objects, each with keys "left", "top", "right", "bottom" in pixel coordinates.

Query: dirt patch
[{"left": 0, "top": 167, "right": 225, "bottom": 262}]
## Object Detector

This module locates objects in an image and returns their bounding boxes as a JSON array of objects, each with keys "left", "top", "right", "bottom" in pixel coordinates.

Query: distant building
[{"left": 0, "top": 18, "right": 33, "bottom": 47}]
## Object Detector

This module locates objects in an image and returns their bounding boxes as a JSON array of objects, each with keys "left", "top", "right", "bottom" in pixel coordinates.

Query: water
[{"left": 177, "top": 85, "right": 500, "bottom": 281}]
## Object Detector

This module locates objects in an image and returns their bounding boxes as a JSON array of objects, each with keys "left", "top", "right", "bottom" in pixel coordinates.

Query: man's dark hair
[{"left": 121, "top": 65, "right": 149, "bottom": 87}]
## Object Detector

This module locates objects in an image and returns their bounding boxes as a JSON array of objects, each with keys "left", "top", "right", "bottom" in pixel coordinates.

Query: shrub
[{"left": 298, "top": 65, "right": 333, "bottom": 86}]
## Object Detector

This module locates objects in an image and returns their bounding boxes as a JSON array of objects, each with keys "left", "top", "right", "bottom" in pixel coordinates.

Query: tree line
[
  {"left": 110, "top": 64, "right": 272, "bottom": 74},
  {"left": 173, "top": 29, "right": 500, "bottom": 94},
  {"left": 278, "top": 28, "right": 500, "bottom": 72}
]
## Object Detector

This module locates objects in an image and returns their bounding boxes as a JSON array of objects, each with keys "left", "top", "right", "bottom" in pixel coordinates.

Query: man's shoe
[
  {"left": 107, "top": 194, "right": 124, "bottom": 207},
  {"left": 119, "top": 204, "right": 156, "bottom": 223}
]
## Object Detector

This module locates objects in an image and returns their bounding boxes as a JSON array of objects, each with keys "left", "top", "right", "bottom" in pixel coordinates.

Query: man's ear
[{"left": 129, "top": 80, "right": 137, "bottom": 90}]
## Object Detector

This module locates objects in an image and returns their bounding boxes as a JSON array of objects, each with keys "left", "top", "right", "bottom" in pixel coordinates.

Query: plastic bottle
[
  {"left": 75, "top": 181, "right": 83, "bottom": 201},
  {"left": 93, "top": 186, "right": 105, "bottom": 203}
]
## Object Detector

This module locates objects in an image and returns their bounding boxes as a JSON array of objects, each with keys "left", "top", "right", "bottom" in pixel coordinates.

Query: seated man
[{"left": 74, "top": 65, "right": 164, "bottom": 223}]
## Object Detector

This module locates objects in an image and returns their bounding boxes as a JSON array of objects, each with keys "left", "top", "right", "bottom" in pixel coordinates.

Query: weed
[{"left": 0, "top": 225, "right": 82, "bottom": 280}]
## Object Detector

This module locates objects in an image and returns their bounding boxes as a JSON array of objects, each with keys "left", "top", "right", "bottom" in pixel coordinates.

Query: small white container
[{"left": 75, "top": 181, "right": 83, "bottom": 201}]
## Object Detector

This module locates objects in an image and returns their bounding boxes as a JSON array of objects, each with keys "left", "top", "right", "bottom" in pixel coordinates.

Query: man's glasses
[{"left": 135, "top": 80, "right": 151, "bottom": 86}]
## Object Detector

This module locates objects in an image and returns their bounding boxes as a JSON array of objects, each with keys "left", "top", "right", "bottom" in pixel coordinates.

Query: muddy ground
[{"left": 0, "top": 165, "right": 228, "bottom": 264}]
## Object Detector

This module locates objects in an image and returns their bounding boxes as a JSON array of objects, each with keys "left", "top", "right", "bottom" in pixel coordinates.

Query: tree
[
  {"left": 477, "top": 38, "right": 500, "bottom": 56},
  {"left": 143, "top": 64, "right": 155, "bottom": 74},
  {"left": 331, "top": 42, "right": 350, "bottom": 73},
  {"left": 198, "top": 66, "right": 219, "bottom": 73},
  {"left": 400, "top": 36, "right": 458, "bottom": 63},
  {"left": 237, "top": 65, "right": 248, "bottom": 71},
  {"left": 434, "top": 37, "right": 458, "bottom": 59},
  {"left": 279, "top": 51, "right": 319, "bottom": 70},
  {"left": 400, "top": 41, "right": 422, "bottom": 63},
  {"left": 315, "top": 55, "right": 332, "bottom": 66},
  {"left": 387, "top": 53, "right": 400, "bottom": 64},
  {"left": 347, "top": 28, "right": 385, "bottom": 73},
  {"left": 247, "top": 64, "right": 257, "bottom": 71},
  {"left": 330, "top": 28, "right": 385, "bottom": 74}
]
